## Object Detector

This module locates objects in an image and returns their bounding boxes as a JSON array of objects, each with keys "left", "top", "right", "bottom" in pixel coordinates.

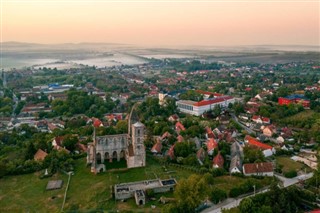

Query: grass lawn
[
  {"left": 0, "top": 157, "right": 273, "bottom": 212},
  {"left": 214, "top": 176, "right": 247, "bottom": 192},
  {"left": 0, "top": 157, "right": 194, "bottom": 212},
  {"left": 213, "top": 175, "right": 272, "bottom": 194},
  {"left": 0, "top": 172, "right": 69, "bottom": 212},
  {"left": 276, "top": 156, "right": 311, "bottom": 173}
]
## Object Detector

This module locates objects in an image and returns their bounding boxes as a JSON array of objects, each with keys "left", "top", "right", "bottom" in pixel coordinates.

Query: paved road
[
  {"left": 202, "top": 173, "right": 314, "bottom": 213},
  {"left": 275, "top": 172, "right": 313, "bottom": 187},
  {"left": 230, "top": 113, "right": 255, "bottom": 135}
]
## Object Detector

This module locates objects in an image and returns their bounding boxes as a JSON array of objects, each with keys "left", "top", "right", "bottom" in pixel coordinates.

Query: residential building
[
  {"left": 262, "top": 125, "right": 277, "bottom": 137},
  {"left": 229, "top": 142, "right": 243, "bottom": 174},
  {"left": 244, "top": 135, "right": 276, "bottom": 157},
  {"left": 34, "top": 149, "right": 48, "bottom": 161},
  {"left": 212, "top": 152, "right": 224, "bottom": 168},
  {"left": 243, "top": 162, "right": 274, "bottom": 176}
]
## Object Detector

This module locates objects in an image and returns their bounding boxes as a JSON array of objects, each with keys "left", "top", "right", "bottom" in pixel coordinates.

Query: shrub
[
  {"left": 229, "top": 187, "right": 242, "bottom": 198},
  {"left": 284, "top": 170, "right": 297, "bottom": 178},
  {"left": 210, "top": 188, "right": 227, "bottom": 204}
]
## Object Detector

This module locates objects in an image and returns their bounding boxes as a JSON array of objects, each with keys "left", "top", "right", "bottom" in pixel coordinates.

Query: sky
[{"left": 1, "top": 0, "right": 320, "bottom": 47}]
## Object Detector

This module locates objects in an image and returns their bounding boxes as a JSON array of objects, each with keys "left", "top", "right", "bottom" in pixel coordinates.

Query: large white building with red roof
[{"left": 176, "top": 96, "right": 236, "bottom": 116}]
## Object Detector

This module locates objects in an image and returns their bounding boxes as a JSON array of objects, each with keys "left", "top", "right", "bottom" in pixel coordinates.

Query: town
[{"left": 1, "top": 56, "right": 320, "bottom": 212}]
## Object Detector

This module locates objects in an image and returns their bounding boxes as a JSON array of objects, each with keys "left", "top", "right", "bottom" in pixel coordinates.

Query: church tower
[{"left": 131, "top": 121, "right": 146, "bottom": 167}]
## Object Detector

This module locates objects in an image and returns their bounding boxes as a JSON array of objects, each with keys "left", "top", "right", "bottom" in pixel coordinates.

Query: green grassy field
[
  {"left": 0, "top": 157, "right": 273, "bottom": 212},
  {"left": 276, "top": 156, "right": 311, "bottom": 173},
  {"left": 0, "top": 157, "right": 194, "bottom": 212}
]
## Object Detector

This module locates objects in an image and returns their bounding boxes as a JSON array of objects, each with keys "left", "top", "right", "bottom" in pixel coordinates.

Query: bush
[
  {"left": 229, "top": 180, "right": 257, "bottom": 198},
  {"left": 211, "top": 168, "right": 225, "bottom": 177},
  {"left": 210, "top": 188, "right": 227, "bottom": 204},
  {"left": 229, "top": 187, "right": 242, "bottom": 198},
  {"left": 284, "top": 170, "right": 297, "bottom": 178},
  {"left": 146, "top": 188, "right": 155, "bottom": 197}
]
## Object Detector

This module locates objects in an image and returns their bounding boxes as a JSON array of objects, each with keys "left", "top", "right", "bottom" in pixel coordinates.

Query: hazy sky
[{"left": 1, "top": 0, "right": 320, "bottom": 46}]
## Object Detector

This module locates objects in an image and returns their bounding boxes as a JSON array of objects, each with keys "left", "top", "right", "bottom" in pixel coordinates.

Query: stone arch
[
  {"left": 112, "top": 151, "right": 117, "bottom": 159},
  {"left": 105, "top": 152, "right": 110, "bottom": 160},
  {"left": 96, "top": 153, "right": 102, "bottom": 164},
  {"left": 120, "top": 150, "right": 125, "bottom": 158}
]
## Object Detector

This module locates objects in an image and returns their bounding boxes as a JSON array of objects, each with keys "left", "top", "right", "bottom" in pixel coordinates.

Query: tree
[
  {"left": 25, "top": 142, "right": 36, "bottom": 160},
  {"left": 239, "top": 198, "right": 254, "bottom": 213},
  {"left": 186, "top": 125, "right": 203, "bottom": 138},
  {"left": 115, "top": 120, "right": 128, "bottom": 134},
  {"left": 174, "top": 174, "right": 209, "bottom": 212},
  {"left": 62, "top": 134, "right": 78, "bottom": 152},
  {"left": 243, "top": 146, "right": 265, "bottom": 163},
  {"left": 174, "top": 142, "right": 195, "bottom": 158},
  {"left": 210, "top": 188, "right": 227, "bottom": 204}
]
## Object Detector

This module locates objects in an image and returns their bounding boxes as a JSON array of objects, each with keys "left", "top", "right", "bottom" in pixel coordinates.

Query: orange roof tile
[
  {"left": 244, "top": 135, "right": 273, "bottom": 150},
  {"left": 34, "top": 149, "right": 48, "bottom": 161},
  {"left": 151, "top": 139, "right": 162, "bottom": 153},
  {"left": 207, "top": 138, "right": 218, "bottom": 152},
  {"left": 213, "top": 152, "right": 224, "bottom": 168}
]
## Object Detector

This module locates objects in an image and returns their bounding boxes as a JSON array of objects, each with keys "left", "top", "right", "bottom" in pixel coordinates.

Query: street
[{"left": 202, "top": 173, "right": 313, "bottom": 213}]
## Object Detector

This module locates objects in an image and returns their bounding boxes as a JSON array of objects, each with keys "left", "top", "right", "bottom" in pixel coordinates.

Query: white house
[{"left": 243, "top": 162, "right": 274, "bottom": 176}]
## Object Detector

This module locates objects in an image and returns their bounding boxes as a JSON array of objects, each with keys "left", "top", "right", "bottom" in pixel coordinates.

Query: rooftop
[{"left": 243, "top": 162, "right": 273, "bottom": 174}]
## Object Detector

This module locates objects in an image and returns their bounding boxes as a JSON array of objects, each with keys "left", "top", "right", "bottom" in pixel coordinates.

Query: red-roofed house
[
  {"left": 160, "top": 131, "right": 171, "bottom": 141},
  {"left": 52, "top": 136, "right": 71, "bottom": 153},
  {"left": 168, "top": 114, "right": 179, "bottom": 122},
  {"left": 34, "top": 149, "right": 48, "bottom": 161},
  {"left": 244, "top": 135, "right": 275, "bottom": 157},
  {"left": 205, "top": 126, "right": 215, "bottom": 139},
  {"left": 213, "top": 152, "right": 224, "bottom": 168},
  {"left": 167, "top": 145, "right": 175, "bottom": 160},
  {"left": 151, "top": 139, "right": 162, "bottom": 154},
  {"left": 207, "top": 138, "right": 218, "bottom": 155},
  {"left": 47, "top": 122, "right": 58, "bottom": 132},
  {"left": 175, "top": 122, "right": 186, "bottom": 133},
  {"left": 262, "top": 125, "right": 277, "bottom": 137},
  {"left": 92, "top": 118, "right": 103, "bottom": 128},
  {"left": 252, "top": 115, "right": 270, "bottom": 124},
  {"left": 52, "top": 136, "right": 64, "bottom": 149},
  {"left": 177, "top": 135, "right": 184, "bottom": 143},
  {"left": 243, "top": 162, "right": 274, "bottom": 176}
]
